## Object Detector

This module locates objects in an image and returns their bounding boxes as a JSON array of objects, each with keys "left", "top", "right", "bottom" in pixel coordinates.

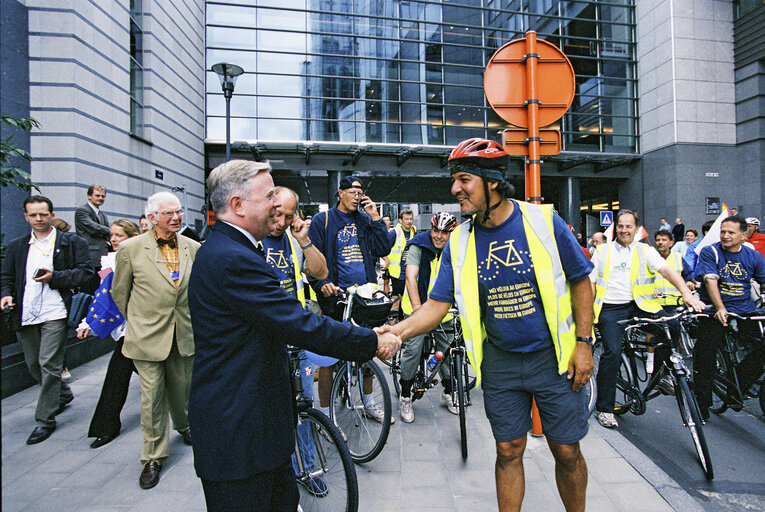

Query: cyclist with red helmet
[
  {"left": 379, "top": 138, "right": 596, "bottom": 512},
  {"left": 398, "top": 212, "right": 459, "bottom": 423}
]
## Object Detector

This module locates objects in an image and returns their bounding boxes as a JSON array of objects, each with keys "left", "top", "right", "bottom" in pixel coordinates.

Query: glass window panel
[
  {"left": 206, "top": 93, "right": 258, "bottom": 117},
  {"left": 207, "top": 26, "right": 256, "bottom": 50},
  {"left": 206, "top": 116, "right": 225, "bottom": 140},
  {"left": 230, "top": 117, "right": 259, "bottom": 140},
  {"left": 258, "top": 52, "right": 309, "bottom": 75},
  {"left": 257, "top": 7, "right": 306, "bottom": 31},
  {"left": 444, "top": 85, "right": 482, "bottom": 107},
  {"left": 445, "top": 106, "right": 484, "bottom": 130},
  {"left": 258, "top": 29, "right": 307, "bottom": 52},
  {"left": 446, "top": 125, "right": 484, "bottom": 145},
  {"left": 206, "top": 4, "right": 257, "bottom": 28},
  {"left": 258, "top": 97, "right": 302, "bottom": 119},
  {"left": 443, "top": 65, "right": 481, "bottom": 88},
  {"left": 207, "top": 49, "right": 257, "bottom": 73},
  {"left": 258, "top": 118, "right": 305, "bottom": 140},
  {"left": 256, "top": 73, "right": 304, "bottom": 96}
]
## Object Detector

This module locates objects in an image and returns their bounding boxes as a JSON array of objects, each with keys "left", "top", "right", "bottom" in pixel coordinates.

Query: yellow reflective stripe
[
  {"left": 631, "top": 243, "right": 661, "bottom": 313},
  {"left": 286, "top": 233, "right": 306, "bottom": 307},
  {"left": 593, "top": 243, "right": 611, "bottom": 323},
  {"left": 452, "top": 220, "right": 484, "bottom": 385},
  {"left": 654, "top": 252, "right": 683, "bottom": 305},
  {"left": 517, "top": 202, "right": 576, "bottom": 374}
]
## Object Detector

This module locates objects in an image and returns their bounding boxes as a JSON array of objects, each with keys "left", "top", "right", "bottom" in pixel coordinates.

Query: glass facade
[{"left": 206, "top": 0, "right": 637, "bottom": 153}]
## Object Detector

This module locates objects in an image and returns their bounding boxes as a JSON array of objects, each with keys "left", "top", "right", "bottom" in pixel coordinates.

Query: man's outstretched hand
[{"left": 375, "top": 331, "right": 402, "bottom": 360}]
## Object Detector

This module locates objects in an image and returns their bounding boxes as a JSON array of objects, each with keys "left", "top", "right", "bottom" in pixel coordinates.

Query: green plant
[{"left": 1, "top": 114, "right": 40, "bottom": 192}]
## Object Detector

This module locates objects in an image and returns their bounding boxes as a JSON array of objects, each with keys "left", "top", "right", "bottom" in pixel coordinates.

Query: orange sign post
[
  {"left": 484, "top": 31, "right": 575, "bottom": 205},
  {"left": 484, "top": 31, "right": 576, "bottom": 437}
]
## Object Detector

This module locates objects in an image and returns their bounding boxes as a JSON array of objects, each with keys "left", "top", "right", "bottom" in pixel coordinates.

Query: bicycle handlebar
[{"left": 616, "top": 307, "right": 709, "bottom": 326}]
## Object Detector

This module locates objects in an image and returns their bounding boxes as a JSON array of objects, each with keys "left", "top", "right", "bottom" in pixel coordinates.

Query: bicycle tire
[
  {"left": 295, "top": 408, "right": 359, "bottom": 512},
  {"left": 584, "top": 375, "right": 597, "bottom": 417},
  {"left": 711, "top": 347, "right": 730, "bottom": 415},
  {"left": 453, "top": 351, "right": 468, "bottom": 460},
  {"left": 389, "top": 351, "right": 402, "bottom": 397},
  {"left": 614, "top": 352, "right": 635, "bottom": 416},
  {"left": 675, "top": 376, "right": 714, "bottom": 480},
  {"left": 330, "top": 360, "right": 391, "bottom": 463}
]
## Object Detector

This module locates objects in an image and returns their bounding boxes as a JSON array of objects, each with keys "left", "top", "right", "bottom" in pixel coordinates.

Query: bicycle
[
  {"left": 593, "top": 309, "right": 714, "bottom": 480},
  {"left": 386, "top": 308, "right": 476, "bottom": 458},
  {"left": 328, "top": 285, "right": 394, "bottom": 463},
  {"left": 709, "top": 312, "right": 765, "bottom": 417},
  {"left": 288, "top": 347, "right": 358, "bottom": 511}
]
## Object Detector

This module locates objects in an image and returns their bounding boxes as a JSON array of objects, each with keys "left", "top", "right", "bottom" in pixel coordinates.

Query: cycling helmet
[
  {"left": 448, "top": 137, "right": 509, "bottom": 223},
  {"left": 745, "top": 216, "right": 760, "bottom": 226},
  {"left": 431, "top": 212, "right": 458, "bottom": 232}
]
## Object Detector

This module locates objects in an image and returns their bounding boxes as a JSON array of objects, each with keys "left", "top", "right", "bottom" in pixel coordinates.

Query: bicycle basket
[{"left": 350, "top": 289, "right": 393, "bottom": 328}]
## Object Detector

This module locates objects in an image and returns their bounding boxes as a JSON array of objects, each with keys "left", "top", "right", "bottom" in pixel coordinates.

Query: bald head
[
  {"left": 270, "top": 187, "right": 299, "bottom": 236},
  {"left": 592, "top": 232, "right": 606, "bottom": 246}
]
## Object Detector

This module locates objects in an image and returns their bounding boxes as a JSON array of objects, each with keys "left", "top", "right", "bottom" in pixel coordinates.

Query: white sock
[
  {"left": 362, "top": 394, "right": 375, "bottom": 407},
  {"left": 646, "top": 352, "right": 654, "bottom": 374}
]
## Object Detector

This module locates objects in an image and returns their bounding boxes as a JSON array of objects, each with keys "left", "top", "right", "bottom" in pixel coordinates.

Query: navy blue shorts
[{"left": 481, "top": 342, "right": 589, "bottom": 445}]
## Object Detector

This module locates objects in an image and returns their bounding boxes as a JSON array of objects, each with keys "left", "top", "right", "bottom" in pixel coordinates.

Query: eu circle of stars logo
[{"left": 478, "top": 239, "right": 533, "bottom": 282}]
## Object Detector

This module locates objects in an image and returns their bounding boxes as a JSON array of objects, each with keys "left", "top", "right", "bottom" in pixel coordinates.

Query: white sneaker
[
  {"left": 399, "top": 397, "right": 414, "bottom": 423},
  {"left": 595, "top": 411, "right": 618, "bottom": 428},
  {"left": 62, "top": 368, "right": 71, "bottom": 380},
  {"left": 439, "top": 393, "right": 459, "bottom": 415},
  {"left": 365, "top": 402, "right": 394, "bottom": 424}
]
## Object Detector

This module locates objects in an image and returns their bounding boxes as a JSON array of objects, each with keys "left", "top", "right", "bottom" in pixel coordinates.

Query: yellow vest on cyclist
[
  {"left": 285, "top": 231, "right": 306, "bottom": 307},
  {"left": 387, "top": 224, "right": 415, "bottom": 279},
  {"left": 450, "top": 201, "right": 577, "bottom": 385},
  {"left": 592, "top": 242, "right": 661, "bottom": 323},
  {"left": 401, "top": 253, "right": 453, "bottom": 323},
  {"left": 654, "top": 251, "right": 684, "bottom": 306}
]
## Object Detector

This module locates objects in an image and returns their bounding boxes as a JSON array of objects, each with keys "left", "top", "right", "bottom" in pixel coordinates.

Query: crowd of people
[{"left": 2, "top": 137, "right": 764, "bottom": 511}]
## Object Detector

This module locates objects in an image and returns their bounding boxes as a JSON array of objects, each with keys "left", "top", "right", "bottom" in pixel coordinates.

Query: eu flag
[{"left": 86, "top": 272, "right": 123, "bottom": 339}]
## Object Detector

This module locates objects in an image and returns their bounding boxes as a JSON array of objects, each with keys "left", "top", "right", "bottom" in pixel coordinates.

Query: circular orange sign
[{"left": 484, "top": 38, "right": 575, "bottom": 128}]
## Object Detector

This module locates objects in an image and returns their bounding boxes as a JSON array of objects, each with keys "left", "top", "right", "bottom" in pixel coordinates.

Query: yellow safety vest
[
  {"left": 388, "top": 224, "right": 415, "bottom": 279},
  {"left": 654, "top": 252, "right": 684, "bottom": 306},
  {"left": 451, "top": 201, "right": 577, "bottom": 385},
  {"left": 401, "top": 251, "right": 453, "bottom": 323},
  {"left": 592, "top": 242, "right": 661, "bottom": 323},
  {"left": 285, "top": 231, "right": 306, "bottom": 307}
]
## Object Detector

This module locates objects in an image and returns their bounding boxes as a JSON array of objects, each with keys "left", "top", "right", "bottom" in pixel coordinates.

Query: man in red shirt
[{"left": 746, "top": 217, "right": 765, "bottom": 260}]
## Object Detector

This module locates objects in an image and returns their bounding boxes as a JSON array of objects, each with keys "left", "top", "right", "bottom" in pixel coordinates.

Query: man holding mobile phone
[
  {"left": 1, "top": 196, "right": 93, "bottom": 445},
  {"left": 307, "top": 176, "right": 394, "bottom": 421}
]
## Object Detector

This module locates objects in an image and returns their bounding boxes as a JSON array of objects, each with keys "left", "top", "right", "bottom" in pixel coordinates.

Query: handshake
[{"left": 373, "top": 325, "right": 402, "bottom": 360}]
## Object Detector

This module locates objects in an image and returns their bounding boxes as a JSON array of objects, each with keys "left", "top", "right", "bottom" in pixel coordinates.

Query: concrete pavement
[{"left": 2, "top": 351, "right": 702, "bottom": 511}]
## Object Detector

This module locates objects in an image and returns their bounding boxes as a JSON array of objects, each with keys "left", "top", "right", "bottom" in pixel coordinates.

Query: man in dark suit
[
  {"left": 1, "top": 195, "right": 93, "bottom": 444},
  {"left": 75, "top": 184, "right": 110, "bottom": 268},
  {"left": 188, "top": 160, "right": 401, "bottom": 511}
]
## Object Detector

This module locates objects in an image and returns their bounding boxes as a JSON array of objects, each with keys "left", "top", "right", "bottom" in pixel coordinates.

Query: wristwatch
[
  {"left": 299, "top": 241, "right": 313, "bottom": 250},
  {"left": 576, "top": 336, "right": 595, "bottom": 345}
]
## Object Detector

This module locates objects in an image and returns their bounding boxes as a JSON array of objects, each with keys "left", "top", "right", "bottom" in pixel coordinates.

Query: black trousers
[
  {"left": 87, "top": 338, "right": 137, "bottom": 437},
  {"left": 694, "top": 316, "right": 765, "bottom": 410},
  {"left": 201, "top": 461, "right": 299, "bottom": 512}
]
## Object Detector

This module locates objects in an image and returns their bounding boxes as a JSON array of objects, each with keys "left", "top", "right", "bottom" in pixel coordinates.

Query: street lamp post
[{"left": 211, "top": 62, "right": 244, "bottom": 162}]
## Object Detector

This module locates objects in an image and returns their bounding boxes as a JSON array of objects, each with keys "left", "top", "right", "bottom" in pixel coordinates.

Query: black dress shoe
[
  {"left": 180, "top": 429, "right": 192, "bottom": 445},
  {"left": 90, "top": 433, "right": 119, "bottom": 449},
  {"left": 56, "top": 395, "right": 74, "bottom": 415},
  {"left": 27, "top": 426, "right": 55, "bottom": 445},
  {"left": 139, "top": 460, "right": 161, "bottom": 489}
]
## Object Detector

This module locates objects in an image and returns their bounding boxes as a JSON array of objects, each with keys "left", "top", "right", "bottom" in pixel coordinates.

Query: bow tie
[{"left": 156, "top": 237, "right": 177, "bottom": 249}]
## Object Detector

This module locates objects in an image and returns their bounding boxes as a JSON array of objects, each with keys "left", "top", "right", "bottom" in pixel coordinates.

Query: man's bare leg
[
  {"left": 318, "top": 365, "right": 334, "bottom": 408},
  {"left": 547, "top": 440, "right": 587, "bottom": 512},
  {"left": 495, "top": 436, "right": 527, "bottom": 512}
]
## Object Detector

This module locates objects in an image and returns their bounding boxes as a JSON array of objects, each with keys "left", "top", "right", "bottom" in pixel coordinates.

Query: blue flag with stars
[{"left": 86, "top": 272, "right": 123, "bottom": 339}]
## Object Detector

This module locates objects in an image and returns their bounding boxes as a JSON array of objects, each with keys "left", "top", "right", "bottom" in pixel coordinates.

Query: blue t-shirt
[
  {"left": 335, "top": 210, "right": 367, "bottom": 288},
  {"left": 698, "top": 243, "right": 765, "bottom": 314},
  {"left": 429, "top": 202, "right": 594, "bottom": 352},
  {"left": 261, "top": 233, "right": 297, "bottom": 298}
]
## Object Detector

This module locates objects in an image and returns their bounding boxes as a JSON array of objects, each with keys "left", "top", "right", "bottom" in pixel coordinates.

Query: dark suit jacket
[
  {"left": 0, "top": 230, "right": 94, "bottom": 330},
  {"left": 188, "top": 221, "right": 377, "bottom": 481},
  {"left": 75, "top": 203, "right": 110, "bottom": 267}
]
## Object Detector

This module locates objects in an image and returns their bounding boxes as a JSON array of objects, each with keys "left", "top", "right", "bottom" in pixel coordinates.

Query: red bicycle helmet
[
  {"left": 448, "top": 137, "right": 508, "bottom": 168},
  {"left": 431, "top": 212, "right": 458, "bottom": 232}
]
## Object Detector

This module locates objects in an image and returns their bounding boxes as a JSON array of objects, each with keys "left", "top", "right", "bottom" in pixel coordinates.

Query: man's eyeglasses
[
  {"left": 157, "top": 208, "right": 184, "bottom": 217},
  {"left": 344, "top": 190, "right": 363, "bottom": 198}
]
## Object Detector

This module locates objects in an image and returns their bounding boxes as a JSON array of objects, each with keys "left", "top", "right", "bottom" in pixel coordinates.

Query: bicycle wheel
[
  {"left": 583, "top": 375, "right": 597, "bottom": 417},
  {"left": 389, "top": 351, "right": 401, "bottom": 397},
  {"left": 675, "top": 376, "right": 714, "bottom": 480},
  {"left": 330, "top": 361, "right": 391, "bottom": 463},
  {"left": 453, "top": 351, "right": 468, "bottom": 460},
  {"left": 614, "top": 353, "right": 637, "bottom": 415},
  {"left": 711, "top": 347, "right": 730, "bottom": 415},
  {"left": 295, "top": 408, "right": 359, "bottom": 512}
]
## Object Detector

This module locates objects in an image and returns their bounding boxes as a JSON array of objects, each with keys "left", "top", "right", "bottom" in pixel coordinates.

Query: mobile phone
[{"left": 33, "top": 268, "right": 46, "bottom": 279}]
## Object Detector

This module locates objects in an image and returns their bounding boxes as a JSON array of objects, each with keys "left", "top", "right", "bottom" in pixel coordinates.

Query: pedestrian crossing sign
[{"left": 600, "top": 211, "right": 613, "bottom": 226}]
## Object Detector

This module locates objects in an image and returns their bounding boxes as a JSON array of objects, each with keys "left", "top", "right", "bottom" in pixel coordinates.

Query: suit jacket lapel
[{"left": 144, "top": 238, "right": 175, "bottom": 286}]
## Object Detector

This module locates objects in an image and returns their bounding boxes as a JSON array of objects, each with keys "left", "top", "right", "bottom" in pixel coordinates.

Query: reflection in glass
[{"left": 205, "top": 0, "right": 638, "bottom": 152}]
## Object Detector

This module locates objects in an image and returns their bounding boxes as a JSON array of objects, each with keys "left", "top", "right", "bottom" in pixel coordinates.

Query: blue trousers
[{"left": 595, "top": 303, "right": 640, "bottom": 413}]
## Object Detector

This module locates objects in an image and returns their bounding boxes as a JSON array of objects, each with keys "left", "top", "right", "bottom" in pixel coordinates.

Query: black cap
[{"left": 339, "top": 176, "right": 363, "bottom": 190}]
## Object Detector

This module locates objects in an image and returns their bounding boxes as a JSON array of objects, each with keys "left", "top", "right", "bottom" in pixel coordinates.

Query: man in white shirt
[
  {"left": 1, "top": 196, "right": 93, "bottom": 444},
  {"left": 589, "top": 210, "right": 703, "bottom": 428}
]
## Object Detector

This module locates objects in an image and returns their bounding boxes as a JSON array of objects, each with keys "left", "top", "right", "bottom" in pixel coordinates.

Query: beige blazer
[{"left": 112, "top": 231, "right": 200, "bottom": 361}]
